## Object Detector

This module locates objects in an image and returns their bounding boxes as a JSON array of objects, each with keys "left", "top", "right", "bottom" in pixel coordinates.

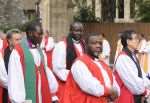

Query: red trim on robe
[
  {"left": 35, "top": 64, "right": 51, "bottom": 103},
  {"left": 15, "top": 44, "right": 25, "bottom": 75},
  {"left": 55, "top": 76, "right": 66, "bottom": 103},
  {"left": 3, "top": 39, "right": 8, "bottom": 52},
  {"left": 114, "top": 51, "right": 134, "bottom": 103},
  {"left": 0, "top": 39, "right": 8, "bottom": 103},
  {"left": 0, "top": 88, "right": 2, "bottom": 103},
  {"left": 15, "top": 44, "right": 51, "bottom": 103},
  {"left": 55, "top": 39, "right": 84, "bottom": 103},
  {"left": 62, "top": 54, "right": 113, "bottom": 103},
  {"left": 74, "top": 43, "right": 83, "bottom": 57}
]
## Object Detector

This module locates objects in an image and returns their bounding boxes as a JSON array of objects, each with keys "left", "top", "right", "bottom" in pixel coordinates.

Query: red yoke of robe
[{"left": 62, "top": 54, "right": 113, "bottom": 103}]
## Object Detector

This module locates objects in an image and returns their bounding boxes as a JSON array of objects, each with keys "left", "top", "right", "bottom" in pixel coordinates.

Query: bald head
[
  {"left": 69, "top": 22, "right": 84, "bottom": 41},
  {"left": 70, "top": 22, "right": 83, "bottom": 31}
]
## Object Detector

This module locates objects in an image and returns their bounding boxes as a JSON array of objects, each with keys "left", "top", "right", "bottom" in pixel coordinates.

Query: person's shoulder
[
  {"left": 76, "top": 54, "right": 90, "bottom": 63},
  {"left": 14, "top": 44, "right": 22, "bottom": 49},
  {"left": 103, "top": 39, "right": 109, "bottom": 43},
  {"left": 73, "top": 56, "right": 87, "bottom": 67},
  {"left": 14, "top": 44, "right": 24, "bottom": 55},
  {"left": 55, "top": 40, "right": 65, "bottom": 47},
  {"left": 117, "top": 52, "right": 130, "bottom": 62}
]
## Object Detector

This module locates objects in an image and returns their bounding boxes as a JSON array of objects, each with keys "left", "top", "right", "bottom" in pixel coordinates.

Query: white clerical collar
[
  {"left": 72, "top": 38, "right": 80, "bottom": 44},
  {"left": 94, "top": 58, "right": 99, "bottom": 62},
  {"left": 29, "top": 43, "right": 39, "bottom": 49}
]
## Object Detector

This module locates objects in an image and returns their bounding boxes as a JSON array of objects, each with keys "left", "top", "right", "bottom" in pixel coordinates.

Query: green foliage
[
  {"left": 136, "top": 0, "right": 150, "bottom": 22},
  {"left": 0, "top": 24, "right": 22, "bottom": 33},
  {"left": 74, "top": 6, "right": 100, "bottom": 22},
  {"left": 73, "top": 0, "right": 101, "bottom": 22},
  {"left": 0, "top": 16, "right": 39, "bottom": 32}
]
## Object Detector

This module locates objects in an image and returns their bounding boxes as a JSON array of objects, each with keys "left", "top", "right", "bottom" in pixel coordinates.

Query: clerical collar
[
  {"left": 72, "top": 38, "right": 80, "bottom": 44},
  {"left": 94, "top": 58, "right": 99, "bottom": 62},
  {"left": 28, "top": 40, "right": 39, "bottom": 48},
  {"left": 87, "top": 53, "right": 99, "bottom": 61}
]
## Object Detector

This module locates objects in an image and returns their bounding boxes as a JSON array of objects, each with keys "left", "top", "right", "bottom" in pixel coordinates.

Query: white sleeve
[
  {"left": 71, "top": 60, "right": 104, "bottom": 97},
  {"left": 115, "top": 55, "right": 145, "bottom": 95},
  {"left": 45, "top": 67, "right": 58, "bottom": 101},
  {"left": 142, "top": 43, "right": 150, "bottom": 53},
  {"left": 139, "top": 40, "right": 147, "bottom": 52},
  {"left": 141, "top": 70, "right": 150, "bottom": 88},
  {"left": 0, "top": 52, "right": 8, "bottom": 88},
  {"left": 52, "top": 41, "right": 69, "bottom": 82},
  {"left": 102, "top": 40, "right": 110, "bottom": 57},
  {"left": 112, "top": 76, "right": 120, "bottom": 96},
  {"left": 45, "top": 66, "right": 58, "bottom": 93},
  {"left": 45, "top": 37, "right": 55, "bottom": 51},
  {"left": 8, "top": 49, "right": 25, "bottom": 103}
]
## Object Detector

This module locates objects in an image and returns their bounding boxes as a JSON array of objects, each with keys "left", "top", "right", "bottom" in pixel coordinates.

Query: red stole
[
  {"left": 35, "top": 64, "right": 51, "bottom": 103},
  {"left": 114, "top": 52, "right": 134, "bottom": 103},
  {"left": 0, "top": 39, "right": 8, "bottom": 103},
  {"left": 63, "top": 54, "right": 113, "bottom": 103},
  {"left": 0, "top": 85, "right": 2, "bottom": 103},
  {"left": 56, "top": 40, "right": 84, "bottom": 103},
  {"left": 2, "top": 39, "right": 8, "bottom": 53},
  {"left": 15, "top": 44, "right": 51, "bottom": 103}
]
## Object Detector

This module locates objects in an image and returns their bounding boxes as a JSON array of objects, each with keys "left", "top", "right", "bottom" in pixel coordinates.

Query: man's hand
[
  {"left": 144, "top": 89, "right": 150, "bottom": 98},
  {"left": 52, "top": 100, "right": 59, "bottom": 103},
  {"left": 108, "top": 87, "right": 118, "bottom": 101}
]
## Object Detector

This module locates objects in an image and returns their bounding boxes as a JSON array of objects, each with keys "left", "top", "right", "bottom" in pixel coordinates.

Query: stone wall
[
  {"left": 40, "top": 0, "right": 74, "bottom": 40},
  {"left": 21, "top": 0, "right": 38, "bottom": 10},
  {"left": 0, "top": 0, "right": 28, "bottom": 29}
]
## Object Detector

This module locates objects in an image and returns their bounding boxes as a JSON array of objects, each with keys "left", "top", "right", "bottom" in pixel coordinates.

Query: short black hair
[
  {"left": 120, "top": 30, "right": 136, "bottom": 48},
  {"left": 6, "top": 29, "right": 21, "bottom": 40},
  {"left": 85, "top": 32, "right": 101, "bottom": 44},
  {"left": 25, "top": 21, "right": 42, "bottom": 35}
]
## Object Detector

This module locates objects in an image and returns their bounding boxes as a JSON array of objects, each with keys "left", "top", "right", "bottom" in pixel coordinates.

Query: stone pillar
[
  {"left": 95, "top": 0, "right": 101, "bottom": 19},
  {"left": 49, "top": 0, "right": 71, "bottom": 40},
  {"left": 40, "top": 0, "right": 50, "bottom": 32},
  {"left": 87, "top": 0, "right": 92, "bottom": 7},
  {"left": 115, "top": 0, "right": 119, "bottom": 20},
  {"left": 124, "top": 0, "right": 130, "bottom": 21},
  {"left": 47, "top": 1, "right": 50, "bottom": 32},
  {"left": 40, "top": 0, "right": 74, "bottom": 40}
]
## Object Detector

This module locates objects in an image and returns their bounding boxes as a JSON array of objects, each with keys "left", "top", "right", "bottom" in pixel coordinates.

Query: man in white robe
[
  {"left": 52, "top": 22, "right": 86, "bottom": 102},
  {"left": 114, "top": 30, "right": 150, "bottom": 103},
  {"left": 63, "top": 32, "right": 120, "bottom": 103},
  {"left": 8, "top": 22, "right": 58, "bottom": 103}
]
